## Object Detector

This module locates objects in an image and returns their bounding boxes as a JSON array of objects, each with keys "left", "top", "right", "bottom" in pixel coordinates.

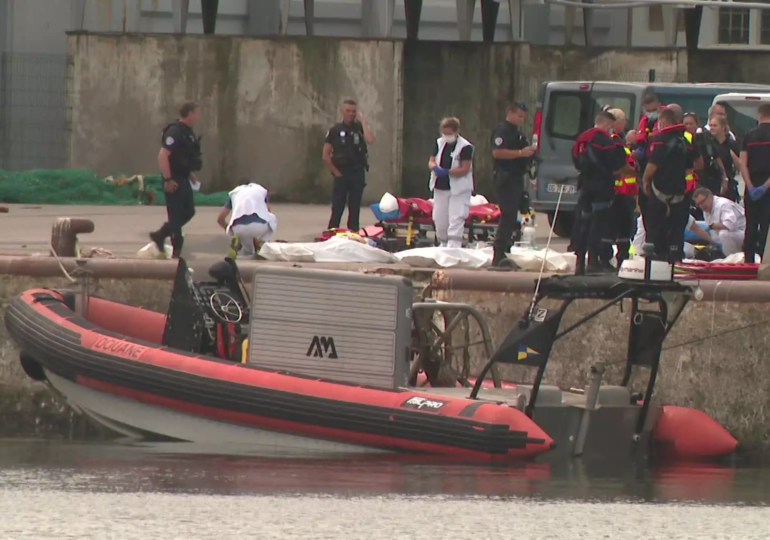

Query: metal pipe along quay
[
  {"left": 0, "top": 256, "right": 181, "bottom": 281},
  {"left": 430, "top": 270, "right": 770, "bottom": 303},
  {"left": 0, "top": 256, "right": 304, "bottom": 282}
]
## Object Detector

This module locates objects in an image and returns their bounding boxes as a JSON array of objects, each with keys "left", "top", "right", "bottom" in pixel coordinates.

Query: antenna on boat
[{"left": 527, "top": 186, "right": 565, "bottom": 321}]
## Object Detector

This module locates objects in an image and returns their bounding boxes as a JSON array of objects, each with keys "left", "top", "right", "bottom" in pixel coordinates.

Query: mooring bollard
[
  {"left": 0, "top": 206, "right": 8, "bottom": 213},
  {"left": 51, "top": 217, "right": 95, "bottom": 258}
]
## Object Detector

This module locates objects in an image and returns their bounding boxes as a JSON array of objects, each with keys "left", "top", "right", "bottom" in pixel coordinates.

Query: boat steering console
[{"left": 162, "top": 257, "right": 251, "bottom": 361}]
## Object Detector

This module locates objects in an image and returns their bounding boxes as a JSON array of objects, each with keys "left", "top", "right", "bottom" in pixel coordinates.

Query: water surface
[{"left": 1, "top": 440, "right": 769, "bottom": 539}]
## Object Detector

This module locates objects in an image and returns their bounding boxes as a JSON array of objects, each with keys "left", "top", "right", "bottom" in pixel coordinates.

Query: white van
[{"left": 712, "top": 92, "right": 770, "bottom": 139}]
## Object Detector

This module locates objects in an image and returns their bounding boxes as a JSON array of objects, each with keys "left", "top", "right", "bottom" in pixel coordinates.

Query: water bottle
[{"left": 521, "top": 225, "right": 537, "bottom": 249}]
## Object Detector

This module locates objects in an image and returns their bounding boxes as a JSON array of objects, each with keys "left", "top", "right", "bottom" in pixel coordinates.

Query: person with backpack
[
  {"left": 641, "top": 108, "right": 690, "bottom": 263},
  {"left": 570, "top": 110, "right": 632, "bottom": 274}
]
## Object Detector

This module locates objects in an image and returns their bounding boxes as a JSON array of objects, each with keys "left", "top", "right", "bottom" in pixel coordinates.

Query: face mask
[
  {"left": 645, "top": 111, "right": 658, "bottom": 122},
  {"left": 441, "top": 134, "right": 458, "bottom": 144}
]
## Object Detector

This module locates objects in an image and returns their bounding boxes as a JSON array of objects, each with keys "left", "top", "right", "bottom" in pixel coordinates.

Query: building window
[
  {"left": 762, "top": 9, "right": 770, "bottom": 45},
  {"left": 718, "top": 8, "right": 750, "bottom": 44}
]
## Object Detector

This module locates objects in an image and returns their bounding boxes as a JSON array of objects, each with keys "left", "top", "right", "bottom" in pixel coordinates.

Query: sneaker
[
  {"left": 228, "top": 235, "right": 242, "bottom": 259},
  {"left": 149, "top": 231, "right": 168, "bottom": 259}
]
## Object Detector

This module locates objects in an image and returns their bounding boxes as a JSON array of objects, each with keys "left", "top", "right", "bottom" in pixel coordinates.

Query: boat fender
[{"left": 19, "top": 353, "right": 46, "bottom": 382}]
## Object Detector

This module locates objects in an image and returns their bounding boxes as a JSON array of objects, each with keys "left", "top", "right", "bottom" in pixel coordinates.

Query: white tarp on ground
[
  {"left": 393, "top": 247, "right": 492, "bottom": 269},
  {"left": 395, "top": 246, "right": 576, "bottom": 271},
  {"left": 259, "top": 237, "right": 398, "bottom": 264},
  {"left": 259, "top": 237, "right": 577, "bottom": 271}
]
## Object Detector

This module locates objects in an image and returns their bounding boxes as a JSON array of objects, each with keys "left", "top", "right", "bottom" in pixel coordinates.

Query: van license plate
[{"left": 547, "top": 183, "right": 576, "bottom": 194}]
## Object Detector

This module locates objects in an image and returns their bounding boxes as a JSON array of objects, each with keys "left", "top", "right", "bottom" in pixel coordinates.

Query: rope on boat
[
  {"left": 49, "top": 243, "right": 78, "bottom": 284},
  {"left": 527, "top": 186, "right": 565, "bottom": 320}
]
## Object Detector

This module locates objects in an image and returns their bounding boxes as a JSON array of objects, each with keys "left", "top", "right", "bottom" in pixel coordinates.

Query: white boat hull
[{"left": 46, "top": 370, "right": 390, "bottom": 457}]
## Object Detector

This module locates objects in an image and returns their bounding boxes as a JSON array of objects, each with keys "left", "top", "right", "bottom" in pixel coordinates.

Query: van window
[
  {"left": 722, "top": 102, "right": 760, "bottom": 140},
  {"left": 591, "top": 93, "right": 635, "bottom": 124},
  {"left": 547, "top": 93, "right": 583, "bottom": 139},
  {"left": 655, "top": 94, "right": 714, "bottom": 128}
]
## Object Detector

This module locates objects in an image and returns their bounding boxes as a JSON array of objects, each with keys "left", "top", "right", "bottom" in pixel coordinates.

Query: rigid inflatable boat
[{"left": 5, "top": 258, "right": 737, "bottom": 461}]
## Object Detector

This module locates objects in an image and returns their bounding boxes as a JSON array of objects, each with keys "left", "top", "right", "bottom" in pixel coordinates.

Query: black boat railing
[{"left": 468, "top": 275, "right": 695, "bottom": 440}]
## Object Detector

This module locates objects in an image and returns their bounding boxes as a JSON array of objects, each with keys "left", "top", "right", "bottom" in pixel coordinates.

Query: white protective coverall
[
  {"left": 227, "top": 183, "right": 278, "bottom": 256},
  {"left": 429, "top": 135, "right": 474, "bottom": 248},
  {"left": 703, "top": 195, "right": 746, "bottom": 256}
]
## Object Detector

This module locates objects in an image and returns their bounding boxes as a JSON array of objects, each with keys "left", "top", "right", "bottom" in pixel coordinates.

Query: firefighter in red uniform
[
  {"left": 607, "top": 108, "right": 637, "bottom": 267},
  {"left": 634, "top": 93, "right": 665, "bottom": 230},
  {"left": 571, "top": 111, "right": 634, "bottom": 274},
  {"left": 666, "top": 104, "right": 702, "bottom": 199},
  {"left": 642, "top": 108, "right": 690, "bottom": 262}
]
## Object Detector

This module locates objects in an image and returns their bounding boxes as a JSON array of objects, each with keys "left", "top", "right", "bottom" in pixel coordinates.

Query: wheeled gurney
[{"left": 366, "top": 197, "right": 534, "bottom": 252}]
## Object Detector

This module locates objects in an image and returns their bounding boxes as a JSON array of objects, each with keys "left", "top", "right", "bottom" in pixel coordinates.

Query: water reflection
[{"left": 0, "top": 439, "right": 768, "bottom": 505}]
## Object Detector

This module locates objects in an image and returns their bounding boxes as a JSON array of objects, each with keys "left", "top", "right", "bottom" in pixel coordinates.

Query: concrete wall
[
  {"left": 689, "top": 50, "right": 770, "bottom": 85},
  {"left": 68, "top": 33, "right": 403, "bottom": 201},
  {"left": 69, "top": 34, "right": 696, "bottom": 202}
]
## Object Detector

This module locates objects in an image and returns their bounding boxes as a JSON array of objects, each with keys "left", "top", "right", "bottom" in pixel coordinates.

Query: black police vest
[
  {"left": 330, "top": 123, "right": 368, "bottom": 171},
  {"left": 162, "top": 122, "right": 203, "bottom": 176}
]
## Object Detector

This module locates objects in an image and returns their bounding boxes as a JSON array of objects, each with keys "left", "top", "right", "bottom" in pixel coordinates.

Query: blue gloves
[
  {"left": 632, "top": 147, "right": 645, "bottom": 161},
  {"left": 432, "top": 166, "right": 449, "bottom": 177},
  {"left": 749, "top": 185, "right": 768, "bottom": 201},
  {"left": 713, "top": 241, "right": 724, "bottom": 253}
]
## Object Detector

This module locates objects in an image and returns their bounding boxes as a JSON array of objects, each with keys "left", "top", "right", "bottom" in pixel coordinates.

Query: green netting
[{"left": 0, "top": 169, "right": 230, "bottom": 206}]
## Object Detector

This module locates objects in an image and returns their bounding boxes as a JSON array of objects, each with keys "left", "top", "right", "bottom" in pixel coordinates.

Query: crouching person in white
[
  {"left": 428, "top": 117, "right": 474, "bottom": 248},
  {"left": 693, "top": 187, "right": 746, "bottom": 256},
  {"left": 217, "top": 179, "right": 278, "bottom": 258}
]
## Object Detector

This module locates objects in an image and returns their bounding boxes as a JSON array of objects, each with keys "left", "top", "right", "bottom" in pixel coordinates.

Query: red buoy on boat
[{"left": 652, "top": 406, "right": 738, "bottom": 460}]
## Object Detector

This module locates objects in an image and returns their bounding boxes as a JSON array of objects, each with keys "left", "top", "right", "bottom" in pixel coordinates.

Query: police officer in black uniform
[
  {"left": 150, "top": 101, "right": 203, "bottom": 259},
  {"left": 490, "top": 101, "right": 537, "bottom": 268},
  {"left": 323, "top": 99, "right": 375, "bottom": 233}
]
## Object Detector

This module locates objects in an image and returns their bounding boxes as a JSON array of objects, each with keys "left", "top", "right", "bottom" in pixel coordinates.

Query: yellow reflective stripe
[
  {"left": 624, "top": 147, "right": 631, "bottom": 155},
  {"left": 622, "top": 177, "right": 636, "bottom": 184},
  {"left": 685, "top": 173, "right": 694, "bottom": 180},
  {"left": 684, "top": 131, "right": 693, "bottom": 142},
  {"left": 615, "top": 180, "right": 623, "bottom": 186}
]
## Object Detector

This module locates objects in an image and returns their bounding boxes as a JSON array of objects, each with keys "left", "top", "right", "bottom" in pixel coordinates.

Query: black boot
[
  {"left": 171, "top": 233, "right": 184, "bottom": 259},
  {"left": 616, "top": 240, "right": 630, "bottom": 267},
  {"left": 149, "top": 230, "right": 165, "bottom": 253},
  {"left": 574, "top": 252, "right": 586, "bottom": 275},
  {"left": 489, "top": 247, "right": 514, "bottom": 271}
]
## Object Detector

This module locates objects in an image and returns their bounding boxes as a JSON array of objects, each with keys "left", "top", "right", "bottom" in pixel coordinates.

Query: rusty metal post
[{"left": 51, "top": 218, "right": 95, "bottom": 258}]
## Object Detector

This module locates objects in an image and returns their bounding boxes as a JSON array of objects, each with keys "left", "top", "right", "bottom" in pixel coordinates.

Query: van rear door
[
  {"left": 534, "top": 82, "right": 593, "bottom": 215},
  {"left": 534, "top": 82, "right": 639, "bottom": 216}
]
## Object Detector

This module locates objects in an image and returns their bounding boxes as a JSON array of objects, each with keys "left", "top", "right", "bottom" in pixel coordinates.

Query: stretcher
[
  {"left": 314, "top": 193, "right": 534, "bottom": 252},
  {"left": 367, "top": 197, "right": 507, "bottom": 250}
]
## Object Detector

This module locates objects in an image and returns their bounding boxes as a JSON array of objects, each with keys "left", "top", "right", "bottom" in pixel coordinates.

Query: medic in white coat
[
  {"left": 693, "top": 187, "right": 746, "bottom": 256},
  {"left": 428, "top": 117, "right": 474, "bottom": 248},
  {"left": 217, "top": 179, "right": 278, "bottom": 259}
]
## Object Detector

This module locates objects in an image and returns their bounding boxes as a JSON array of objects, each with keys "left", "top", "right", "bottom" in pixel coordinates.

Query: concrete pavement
[{"left": 0, "top": 203, "right": 569, "bottom": 260}]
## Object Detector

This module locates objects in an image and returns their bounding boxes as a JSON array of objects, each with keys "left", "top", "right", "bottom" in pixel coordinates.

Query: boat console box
[
  {"left": 247, "top": 266, "right": 412, "bottom": 389},
  {"left": 5, "top": 258, "right": 737, "bottom": 462}
]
